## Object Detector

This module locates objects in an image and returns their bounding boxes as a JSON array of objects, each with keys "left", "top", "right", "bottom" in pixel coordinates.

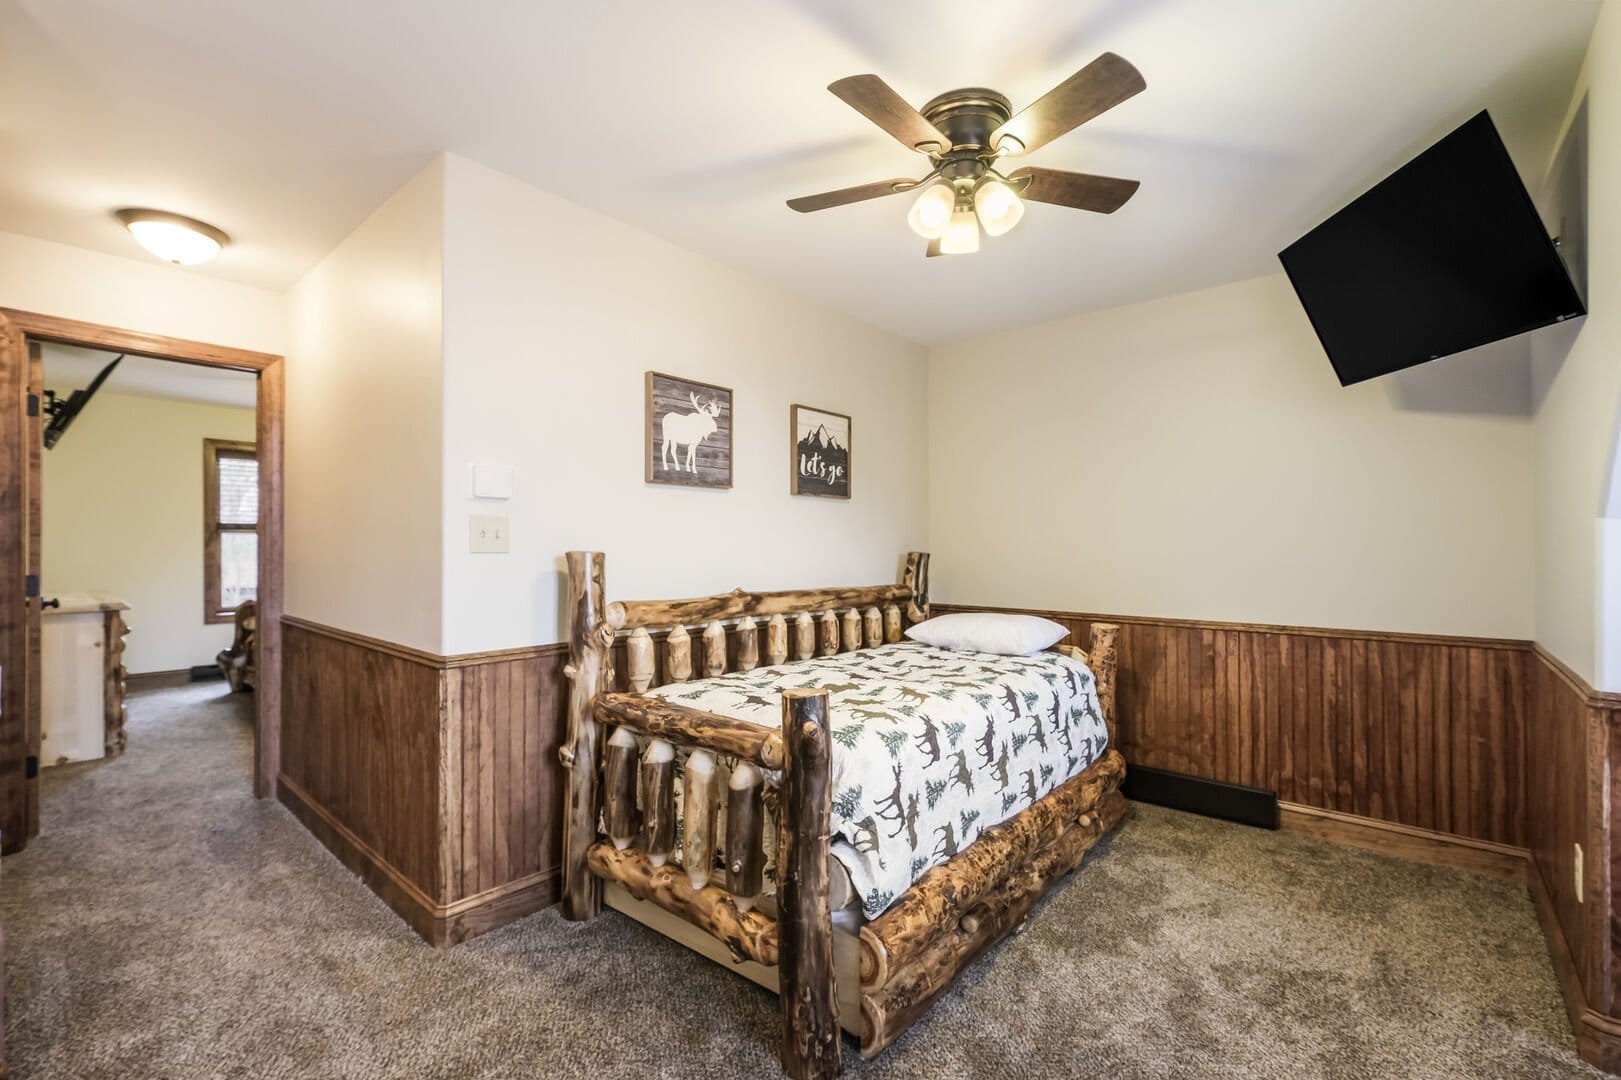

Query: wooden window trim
[{"left": 204, "top": 438, "right": 258, "bottom": 624}]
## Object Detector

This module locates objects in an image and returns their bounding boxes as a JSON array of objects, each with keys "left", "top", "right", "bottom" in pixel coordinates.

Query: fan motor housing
[{"left": 920, "top": 88, "right": 1013, "bottom": 155}]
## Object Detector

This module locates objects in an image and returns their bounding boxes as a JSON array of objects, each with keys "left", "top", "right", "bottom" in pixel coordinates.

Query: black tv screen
[{"left": 1279, "top": 110, "right": 1584, "bottom": 386}]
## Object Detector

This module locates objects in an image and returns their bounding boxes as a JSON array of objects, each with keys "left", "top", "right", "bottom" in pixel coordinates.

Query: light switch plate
[
  {"left": 470, "top": 514, "right": 509, "bottom": 554},
  {"left": 471, "top": 463, "right": 513, "bottom": 500}
]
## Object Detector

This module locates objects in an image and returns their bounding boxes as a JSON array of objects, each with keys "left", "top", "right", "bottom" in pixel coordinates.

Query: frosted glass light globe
[{"left": 906, "top": 183, "right": 955, "bottom": 239}]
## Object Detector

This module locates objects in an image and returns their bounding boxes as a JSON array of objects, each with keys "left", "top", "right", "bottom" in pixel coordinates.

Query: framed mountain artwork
[
  {"left": 790, "top": 404, "right": 851, "bottom": 498},
  {"left": 646, "top": 371, "right": 732, "bottom": 489}
]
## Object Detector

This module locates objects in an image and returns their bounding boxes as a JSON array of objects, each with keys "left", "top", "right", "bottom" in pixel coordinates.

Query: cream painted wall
[
  {"left": 928, "top": 272, "right": 1536, "bottom": 640},
  {"left": 0, "top": 230, "right": 284, "bottom": 354},
  {"left": 41, "top": 390, "right": 256, "bottom": 673},
  {"left": 439, "top": 155, "right": 929, "bottom": 654},
  {"left": 285, "top": 158, "right": 445, "bottom": 652},
  {"left": 1535, "top": 1, "right": 1621, "bottom": 688}
]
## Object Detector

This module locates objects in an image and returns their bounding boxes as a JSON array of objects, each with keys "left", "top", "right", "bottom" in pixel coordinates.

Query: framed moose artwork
[
  {"left": 790, "top": 404, "right": 850, "bottom": 498},
  {"left": 645, "top": 371, "right": 733, "bottom": 489}
]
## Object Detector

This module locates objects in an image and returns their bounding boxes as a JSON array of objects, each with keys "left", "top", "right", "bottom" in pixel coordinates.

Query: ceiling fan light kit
[
  {"left": 907, "top": 182, "right": 956, "bottom": 239},
  {"left": 941, "top": 198, "right": 981, "bottom": 254},
  {"left": 974, "top": 178, "right": 1024, "bottom": 236},
  {"left": 788, "top": 52, "right": 1146, "bottom": 257}
]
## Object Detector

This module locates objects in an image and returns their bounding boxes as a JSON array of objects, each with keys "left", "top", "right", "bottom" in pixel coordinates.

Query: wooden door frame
[{"left": 0, "top": 308, "right": 285, "bottom": 806}]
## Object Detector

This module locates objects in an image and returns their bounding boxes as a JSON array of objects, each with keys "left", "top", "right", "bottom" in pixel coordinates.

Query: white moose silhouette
[{"left": 661, "top": 391, "right": 722, "bottom": 474}]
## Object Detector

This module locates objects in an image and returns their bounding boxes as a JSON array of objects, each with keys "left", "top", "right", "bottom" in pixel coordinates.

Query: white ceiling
[
  {"left": 42, "top": 344, "right": 256, "bottom": 409},
  {"left": 0, "top": 0, "right": 1599, "bottom": 344}
]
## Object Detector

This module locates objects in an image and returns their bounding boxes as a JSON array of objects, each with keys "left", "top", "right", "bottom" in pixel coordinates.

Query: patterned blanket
[{"left": 645, "top": 641, "right": 1108, "bottom": 918}]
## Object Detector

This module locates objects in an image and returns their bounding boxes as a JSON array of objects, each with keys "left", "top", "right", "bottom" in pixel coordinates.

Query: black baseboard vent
[
  {"left": 1122, "top": 766, "right": 1279, "bottom": 829},
  {"left": 188, "top": 665, "right": 225, "bottom": 683}
]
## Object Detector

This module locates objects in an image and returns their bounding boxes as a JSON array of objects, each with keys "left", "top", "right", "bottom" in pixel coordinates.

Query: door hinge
[
  {"left": 24, "top": 575, "right": 38, "bottom": 599},
  {"left": 26, "top": 393, "right": 38, "bottom": 418},
  {"left": 25, "top": 755, "right": 37, "bottom": 779}
]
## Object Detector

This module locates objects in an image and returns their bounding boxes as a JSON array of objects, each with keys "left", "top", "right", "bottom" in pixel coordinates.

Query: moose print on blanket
[{"left": 646, "top": 641, "right": 1109, "bottom": 918}]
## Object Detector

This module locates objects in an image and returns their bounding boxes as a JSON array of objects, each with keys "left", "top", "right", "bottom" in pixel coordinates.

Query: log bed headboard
[{"left": 558, "top": 552, "right": 933, "bottom": 917}]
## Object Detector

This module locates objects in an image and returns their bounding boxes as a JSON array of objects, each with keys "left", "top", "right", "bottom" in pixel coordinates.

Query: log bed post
[
  {"left": 1058, "top": 622, "right": 1120, "bottom": 743},
  {"left": 561, "top": 550, "right": 623, "bottom": 921},
  {"left": 1087, "top": 623, "right": 1119, "bottom": 744},
  {"left": 777, "top": 688, "right": 840, "bottom": 1079},
  {"left": 902, "top": 552, "right": 930, "bottom": 624}
]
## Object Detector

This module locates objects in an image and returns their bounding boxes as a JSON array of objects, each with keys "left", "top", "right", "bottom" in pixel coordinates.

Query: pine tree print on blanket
[{"left": 643, "top": 641, "right": 1108, "bottom": 918}]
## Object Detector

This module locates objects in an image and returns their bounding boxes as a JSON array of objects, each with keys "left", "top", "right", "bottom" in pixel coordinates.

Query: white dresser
[{"left": 41, "top": 594, "right": 130, "bottom": 767}]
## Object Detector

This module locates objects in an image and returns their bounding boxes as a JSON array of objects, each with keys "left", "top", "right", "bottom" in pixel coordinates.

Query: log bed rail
[{"left": 558, "top": 550, "right": 1125, "bottom": 1079}]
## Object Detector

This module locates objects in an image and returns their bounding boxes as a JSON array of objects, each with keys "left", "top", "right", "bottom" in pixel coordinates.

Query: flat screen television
[{"left": 1278, "top": 110, "right": 1585, "bottom": 386}]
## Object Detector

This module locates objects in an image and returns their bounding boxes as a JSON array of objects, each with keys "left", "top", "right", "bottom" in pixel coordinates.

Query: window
[{"left": 204, "top": 439, "right": 258, "bottom": 623}]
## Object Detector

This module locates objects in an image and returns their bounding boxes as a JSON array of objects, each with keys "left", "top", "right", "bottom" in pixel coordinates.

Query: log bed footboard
[{"left": 558, "top": 550, "right": 1124, "bottom": 1079}]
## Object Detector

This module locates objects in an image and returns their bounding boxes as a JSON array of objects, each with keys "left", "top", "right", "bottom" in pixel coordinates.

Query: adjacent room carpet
[{"left": 0, "top": 682, "right": 1599, "bottom": 1079}]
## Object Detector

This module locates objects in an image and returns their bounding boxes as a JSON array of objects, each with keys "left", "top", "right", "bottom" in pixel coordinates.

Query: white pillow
[{"left": 904, "top": 612, "right": 1069, "bottom": 656}]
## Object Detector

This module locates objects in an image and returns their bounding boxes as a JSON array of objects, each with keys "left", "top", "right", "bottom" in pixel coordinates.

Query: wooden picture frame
[
  {"left": 646, "top": 371, "right": 732, "bottom": 489},
  {"left": 790, "top": 404, "right": 850, "bottom": 499}
]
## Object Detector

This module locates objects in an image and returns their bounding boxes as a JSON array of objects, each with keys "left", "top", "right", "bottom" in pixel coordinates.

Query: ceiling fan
[{"left": 787, "top": 52, "right": 1146, "bottom": 256}]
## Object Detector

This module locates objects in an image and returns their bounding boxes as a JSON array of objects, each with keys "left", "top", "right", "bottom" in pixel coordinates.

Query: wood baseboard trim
[
  {"left": 278, "top": 774, "right": 443, "bottom": 941},
  {"left": 1278, "top": 802, "right": 1528, "bottom": 883},
  {"left": 1285, "top": 802, "right": 1621, "bottom": 1067},
  {"left": 126, "top": 669, "right": 192, "bottom": 691},
  {"left": 277, "top": 774, "right": 559, "bottom": 947},
  {"left": 439, "top": 871, "right": 560, "bottom": 946},
  {"left": 1529, "top": 856, "right": 1621, "bottom": 1071}
]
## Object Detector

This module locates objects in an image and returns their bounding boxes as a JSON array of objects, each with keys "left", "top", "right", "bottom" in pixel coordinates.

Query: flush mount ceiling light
[
  {"left": 788, "top": 52, "right": 1146, "bottom": 256},
  {"left": 114, "top": 208, "right": 230, "bottom": 266}
]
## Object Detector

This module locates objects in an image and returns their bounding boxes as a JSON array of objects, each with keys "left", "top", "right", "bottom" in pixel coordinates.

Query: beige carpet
[{"left": 0, "top": 682, "right": 1602, "bottom": 1079}]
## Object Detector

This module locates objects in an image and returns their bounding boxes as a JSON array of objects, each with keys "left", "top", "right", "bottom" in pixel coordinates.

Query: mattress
[{"left": 644, "top": 641, "right": 1109, "bottom": 918}]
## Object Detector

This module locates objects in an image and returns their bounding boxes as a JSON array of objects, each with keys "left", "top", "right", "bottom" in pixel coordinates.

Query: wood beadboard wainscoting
[
  {"left": 277, "top": 600, "right": 1621, "bottom": 1070},
  {"left": 279, "top": 617, "right": 566, "bottom": 946},
  {"left": 937, "top": 604, "right": 1528, "bottom": 845},
  {"left": 1526, "top": 645, "right": 1621, "bottom": 1069}
]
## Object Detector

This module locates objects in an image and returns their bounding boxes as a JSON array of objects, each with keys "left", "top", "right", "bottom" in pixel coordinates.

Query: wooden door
[
  {"left": 0, "top": 317, "right": 36, "bottom": 852},
  {"left": 25, "top": 341, "right": 41, "bottom": 837}
]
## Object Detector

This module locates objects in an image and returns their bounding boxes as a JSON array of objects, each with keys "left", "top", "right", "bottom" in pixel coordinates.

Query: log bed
[{"left": 558, "top": 551, "right": 1127, "bottom": 1078}]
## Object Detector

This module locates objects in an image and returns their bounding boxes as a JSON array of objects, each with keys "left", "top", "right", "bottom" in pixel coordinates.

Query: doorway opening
[{"left": 0, "top": 311, "right": 284, "bottom": 854}]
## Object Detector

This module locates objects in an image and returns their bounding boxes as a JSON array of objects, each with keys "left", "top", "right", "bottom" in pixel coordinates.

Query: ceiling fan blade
[
  {"left": 787, "top": 177, "right": 920, "bottom": 213},
  {"left": 925, "top": 238, "right": 942, "bottom": 257},
  {"left": 1010, "top": 167, "right": 1140, "bottom": 213},
  {"left": 828, "top": 75, "right": 952, "bottom": 155},
  {"left": 992, "top": 52, "right": 1146, "bottom": 156}
]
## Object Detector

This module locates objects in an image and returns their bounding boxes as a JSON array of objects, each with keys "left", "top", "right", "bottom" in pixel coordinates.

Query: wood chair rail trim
[
  {"left": 280, "top": 614, "right": 567, "bottom": 669},
  {"left": 937, "top": 601, "right": 1531, "bottom": 652}
]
